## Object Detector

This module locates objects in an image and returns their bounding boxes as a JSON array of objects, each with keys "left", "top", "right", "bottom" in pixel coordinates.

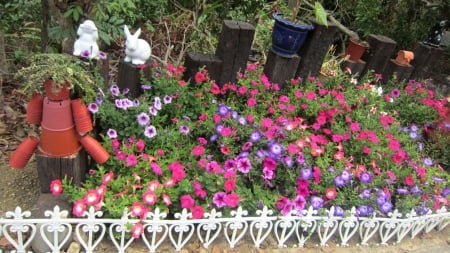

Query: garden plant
[{"left": 58, "top": 62, "right": 450, "bottom": 238}]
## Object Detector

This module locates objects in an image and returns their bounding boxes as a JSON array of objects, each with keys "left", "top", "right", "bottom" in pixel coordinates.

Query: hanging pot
[
  {"left": 345, "top": 38, "right": 369, "bottom": 62},
  {"left": 26, "top": 93, "right": 44, "bottom": 125},
  {"left": 71, "top": 99, "right": 94, "bottom": 135},
  {"left": 39, "top": 127, "right": 81, "bottom": 157},
  {"left": 41, "top": 97, "right": 74, "bottom": 131},
  {"left": 79, "top": 135, "right": 109, "bottom": 164},
  {"left": 271, "top": 13, "right": 314, "bottom": 58},
  {"left": 9, "top": 136, "right": 39, "bottom": 169},
  {"left": 44, "top": 79, "right": 71, "bottom": 101}
]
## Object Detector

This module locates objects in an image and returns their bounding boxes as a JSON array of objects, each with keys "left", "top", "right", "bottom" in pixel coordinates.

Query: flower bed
[{"left": 59, "top": 63, "right": 449, "bottom": 239}]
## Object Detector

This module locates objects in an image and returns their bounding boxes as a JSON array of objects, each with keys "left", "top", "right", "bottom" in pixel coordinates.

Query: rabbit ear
[
  {"left": 135, "top": 28, "right": 141, "bottom": 37},
  {"left": 124, "top": 25, "right": 130, "bottom": 37}
]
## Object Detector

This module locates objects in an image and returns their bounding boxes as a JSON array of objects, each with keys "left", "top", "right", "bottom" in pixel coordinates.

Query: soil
[{"left": 1, "top": 85, "right": 449, "bottom": 253}]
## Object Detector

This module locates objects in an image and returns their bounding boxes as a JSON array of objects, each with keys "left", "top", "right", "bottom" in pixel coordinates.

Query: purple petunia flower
[
  {"left": 141, "top": 84, "right": 151, "bottom": 90},
  {"left": 98, "top": 51, "right": 107, "bottom": 60},
  {"left": 180, "top": 125, "right": 190, "bottom": 135},
  {"left": 411, "top": 185, "right": 421, "bottom": 194},
  {"left": 231, "top": 111, "right": 238, "bottom": 119},
  {"left": 310, "top": 196, "right": 324, "bottom": 210},
  {"left": 301, "top": 167, "right": 312, "bottom": 180},
  {"left": 357, "top": 205, "right": 373, "bottom": 217},
  {"left": 333, "top": 206, "right": 345, "bottom": 217},
  {"left": 423, "top": 157, "right": 433, "bottom": 166},
  {"left": 380, "top": 201, "right": 393, "bottom": 213},
  {"left": 88, "top": 103, "right": 99, "bottom": 113},
  {"left": 417, "top": 142, "right": 424, "bottom": 151},
  {"left": 250, "top": 131, "right": 262, "bottom": 142},
  {"left": 397, "top": 188, "right": 409, "bottom": 194},
  {"left": 431, "top": 177, "right": 445, "bottom": 183},
  {"left": 122, "top": 88, "right": 130, "bottom": 95},
  {"left": 107, "top": 128, "right": 117, "bottom": 138},
  {"left": 154, "top": 97, "right": 162, "bottom": 110},
  {"left": 359, "top": 172, "right": 373, "bottom": 183},
  {"left": 293, "top": 195, "right": 306, "bottom": 211},
  {"left": 341, "top": 170, "right": 351, "bottom": 182},
  {"left": 442, "top": 188, "right": 450, "bottom": 197},
  {"left": 237, "top": 116, "right": 247, "bottom": 125},
  {"left": 210, "top": 134, "right": 218, "bottom": 142},
  {"left": 137, "top": 112, "right": 150, "bottom": 126},
  {"left": 376, "top": 196, "right": 387, "bottom": 206},
  {"left": 148, "top": 106, "right": 158, "bottom": 116},
  {"left": 296, "top": 152, "right": 305, "bottom": 165},
  {"left": 334, "top": 175, "right": 346, "bottom": 187},
  {"left": 217, "top": 104, "right": 230, "bottom": 116},
  {"left": 95, "top": 96, "right": 103, "bottom": 105},
  {"left": 360, "top": 188, "right": 371, "bottom": 199},
  {"left": 213, "top": 192, "right": 227, "bottom": 208},
  {"left": 236, "top": 157, "right": 252, "bottom": 174},
  {"left": 410, "top": 125, "right": 419, "bottom": 132},
  {"left": 163, "top": 95, "right": 172, "bottom": 104},
  {"left": 391, "top": 88, "right": 401, "bottom": 98},
  {"left": 215, "top": 124, "right": 224, "bottom": 134},
  {"left": 144, "top": 125, "right": 157, "bottom": 138},
  {"left": 110, "top": 85, "right": 120, "bottom": 96},
  {"left": 269, "top": 142, "right": 283, "bottom": 156}
]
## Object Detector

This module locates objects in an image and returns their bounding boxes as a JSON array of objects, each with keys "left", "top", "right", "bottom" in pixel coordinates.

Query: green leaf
[{"left": 314, "top": 2, "right": 328, "bottom": 27}]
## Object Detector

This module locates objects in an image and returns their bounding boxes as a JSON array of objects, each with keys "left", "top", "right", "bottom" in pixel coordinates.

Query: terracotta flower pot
[
  {"left": 395, "top": 50, "right": 414, "bottom": 66},
  {"left": 44, "top": 79, "right": 71, "bottom": 101},
  {"left": 71, "top": 99, "right": 94, "bottom": 134},
  {"left": 41, "top": 97, "right": 74, "bottom": 131},
  {"left": 79, "top": 135, "right": 109, "bottom": 164},
  {"left": 9, "top": 136, "right": 39, "bottom": 169},
  {"left": 26, "top": 93, "right": 44, "bottom": 125},
  {"left": 345, "top": 38, "right": 369, "bottom": 62},
  {"left": 39, "top": 127, "right": 81, "bottom": 157}
]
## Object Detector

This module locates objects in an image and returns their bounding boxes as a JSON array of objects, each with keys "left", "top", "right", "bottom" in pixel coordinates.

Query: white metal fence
[{"left": 1, "top": 205, "right": 449, "bottom": 253}]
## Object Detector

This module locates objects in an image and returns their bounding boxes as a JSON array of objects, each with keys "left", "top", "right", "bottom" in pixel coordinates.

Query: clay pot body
[
  {"left": 345, "top": 38, "right": 369, "bottom": 62},
  {"left": 79, "top": 135, "right": 109, "bottom": 164},
  {"left": 41, "top": 98, "right": 74, "bottom": 131},
  {"left": 44, "top": 79, "right": 71, "bottom": 101},
  {"left": 9, "top": 136, "right": 39, "bottom": 169},
  {"left": 71, "top": 99, "right": 94, "bottom": 134},
  {"left": 26, "top": 93, "right": 44, "bottom": 125},
  {"left": 395, "top": 50, "right": 414, "bottom": 66}
]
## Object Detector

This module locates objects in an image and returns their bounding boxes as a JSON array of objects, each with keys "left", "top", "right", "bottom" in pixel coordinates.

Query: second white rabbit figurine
[
  {"left": 73, "top": 20, "right": 100, "bottom": 59},
  {"left": 124, "top": 25, "right": 151, "bottom": 65}
]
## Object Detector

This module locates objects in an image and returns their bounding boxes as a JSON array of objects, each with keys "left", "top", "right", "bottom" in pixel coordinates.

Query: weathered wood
[
  {"left": 97, "top": 57, "right": 110, "bottom": 87},
  {"left": 296, "top": 21, "right": 338, "bottom": 79},
  {"left": 382, "top": 59, "right": 414, "bottom": 84},
  {"left": 340, "top": 58, "right": 367, "bottom": 77},
  {"left": 117, "top": 60, "right": 152, "bottom": 98},
  {"left": 362, "top": 34, "right": 397, "bottom": 75},
  {"left": 36, "top": 150, "right": 87, "bottom": 193},
  {"left": 263, "top": 51, "right": 301, "bottom": 88},
  {"left": 410, "top": 42, "right": 447, "bottom": 81},
  {"left": 184, "top": 52, "right": 222, "bottom": 83},
  {"left": 215, "top": 20, "right": 255, "bottom": 85}
]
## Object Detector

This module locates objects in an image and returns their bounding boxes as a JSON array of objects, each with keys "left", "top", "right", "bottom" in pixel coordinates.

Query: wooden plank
[
  {"left": 36, "top": 150, "right": 87, "bottom": 193},
  {"left": 117, "top": 60, "right": 152, "bottom": 98},
  {"left": 183, "top": 52, "right": 223, "bottom": 83},
  {"left": 340, "top": 59, "right": 367, "bottom": 77},
  {"left": 296, "top": 21, "right": 338, "bottom": 79},
  {"left": 410, "top": 42, "right": 446, "bottom": 81},
  {"left": 362, "top": 34, "right": 397, "bottom": 76},
  {"left": 382, "top": 59, "right": 414, "bottom": 84},
  {"left": 263, "top": 51, "right": 301, "bottom": 88}
]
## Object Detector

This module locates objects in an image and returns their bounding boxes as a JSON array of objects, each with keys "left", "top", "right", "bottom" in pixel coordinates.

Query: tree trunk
[{"left": 41, "top": 0, "right": 50, "bottom": 52}]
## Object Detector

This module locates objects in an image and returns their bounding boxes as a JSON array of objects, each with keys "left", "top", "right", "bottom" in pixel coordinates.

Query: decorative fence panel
[{"left": 1, "top": 205, "right": 449, "bottom": 253}]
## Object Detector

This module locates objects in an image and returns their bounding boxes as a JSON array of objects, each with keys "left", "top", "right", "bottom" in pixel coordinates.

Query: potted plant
[
  {"left": 344, "top": 37, "right": 369, "bottom": 62},
  {"left": 14, "top": 53, "right": 104, "bottom": 101},
  {"left": 271, "top": 0, "right": 328, "bottom": 58}
]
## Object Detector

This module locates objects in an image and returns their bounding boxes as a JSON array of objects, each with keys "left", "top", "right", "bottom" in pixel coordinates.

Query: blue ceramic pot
[{"left": 271, "top": 13, "right": 315, "bottom": 58}]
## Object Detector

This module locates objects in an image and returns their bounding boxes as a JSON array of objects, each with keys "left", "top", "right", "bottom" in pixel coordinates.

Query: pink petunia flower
[{"left": 50, "top": 179, "right": 63, "bottom": 196}]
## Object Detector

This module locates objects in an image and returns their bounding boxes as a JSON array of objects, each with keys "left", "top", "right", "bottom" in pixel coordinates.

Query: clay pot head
[{"left": 395, "top": 50, "right": 414, "bottom": 66}]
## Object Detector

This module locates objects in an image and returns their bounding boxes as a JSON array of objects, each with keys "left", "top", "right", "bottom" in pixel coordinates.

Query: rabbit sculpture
[
  {"left": 124, "top": 25, "right": 151, "bottom": 65},
  {"left": 73, "top": 20, "right": 100, "bottom": 59}
]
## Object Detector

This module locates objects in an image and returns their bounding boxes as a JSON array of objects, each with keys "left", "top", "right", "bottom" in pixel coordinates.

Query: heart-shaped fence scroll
[
  {"left": 424, "top": 216, "right": 443, "bottom": 233},
  {"left": 141, "top": 223, "right": 169, "bottom": 252},
  {"left": 3, "top": 207, "right": 36, "bottom": 253},
  {"left": 108, "top": 222, "right": 135, "bottom": 253},
  {"left": 75, "top": 222, "right": 106, "bottom": 253},
  {"left": 338, "top": 218, "right": 359, "bottom": 246},
  {"left": 224, "top": 220, "right": 249, "bottom": 249},
  {"left": 296, "top": 220, "right": 317, "bottom": 248},
  {"left": 411, "top": 218, "right": 428, "bottom": 239},
  {"left": 274, "top": 219, "right": 296, "bottom": 247},
  {"left": 359, "top": 218, "right": 380, "bottom": 246},
  {"left": 250, "top": 219, "right": 273, "bottom": 248},
  {"left": 317, "top": 219, "right": 339, "bottom": 246},
  {"left": 395, "top": 220, "right": 413, "bottom": 244},
  {"left": 197, "top": 221, "right": 222, "bottom": 248},
  {"left": 169, "top": 223, "right": 195, "bottom": 251},
  {"left": 40, "top": 222, "right": 72, "bottom": 252},
  {"left": 379, "top": 220, "right": 399, "bottom": 245}
]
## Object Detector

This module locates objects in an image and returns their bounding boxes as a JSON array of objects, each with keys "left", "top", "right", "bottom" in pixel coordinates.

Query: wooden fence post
[
  {"left": 215, "top": 20, "right": 255, "bottom": 85},
  {"left": 183, "top": 53, "right": 222, "bottom": 83},
  {"left": 362, "top": 34, "right": 397, "bottom": 77},
  {"left": 263, "top": 52, "right": 301, "bottom": 87},
  {"left": 117, "top": 60, "right": 152, "bottom": 98},
  {"left": 296, "top": 21, "right": 338, "bottom": 79},
  {"left": 382, "top": 59, "right": 414, "bottom": 84},
  {"left": 410, "top": 42, "right": 447, "bottom": 81},
  {"left": 36, "top": 150, "right": 87, "bottom": 193}
]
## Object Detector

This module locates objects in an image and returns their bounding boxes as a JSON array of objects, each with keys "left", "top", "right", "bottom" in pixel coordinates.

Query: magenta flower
[
  {"left": 213, "top": 192, "right": 227, "bottom": 208},
  {"left": 180, "top": 194, "right": 195, "bottom": 209},
  {"left": 224, "top": 193, "right": 239, "bottom": 208},
  {"left": 72, "top": 200, "right": 86, "bottom": 217},
  {"left": 125, "top": 155, "right": 138, "bottom": 167},
  {"left": 50, "top": 179, "right": 63, "bottom": 196},
  {"left": 131, "top": 223, "right": 144, "bottom": 239}
]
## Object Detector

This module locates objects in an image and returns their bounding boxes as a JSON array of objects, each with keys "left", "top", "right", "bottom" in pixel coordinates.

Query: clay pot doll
[{"left": 9, "top": 80, "right": 109, "bottom": 169}]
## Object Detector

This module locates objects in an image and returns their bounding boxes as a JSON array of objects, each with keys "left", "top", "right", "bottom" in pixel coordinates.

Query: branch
[
  {"left": 421, "top": 0, "right": 441, "bottom": 7},
  {"left": 328, "top": 15, "right": 359, "bottom": 39}
]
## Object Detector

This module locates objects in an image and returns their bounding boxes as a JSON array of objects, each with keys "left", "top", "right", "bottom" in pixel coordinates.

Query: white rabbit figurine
[
  {"left": 124, "top": 25, "right": 151, "bottom": 65},
  {"left": 73, "top": 20, "right": 100, "bottom": 59}
]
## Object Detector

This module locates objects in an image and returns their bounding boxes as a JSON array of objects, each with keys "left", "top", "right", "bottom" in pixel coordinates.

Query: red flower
[
  {"left": 325, "top": 188, "right": 337, "bottom": 200},
  {"left": 191, "top": 205, "right": 205, "bottom": 219}
]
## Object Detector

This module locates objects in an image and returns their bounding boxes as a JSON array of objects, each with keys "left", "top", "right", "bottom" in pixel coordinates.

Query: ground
[{"left": 1, "top": 85, "right": 449, "bottom": 253}]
